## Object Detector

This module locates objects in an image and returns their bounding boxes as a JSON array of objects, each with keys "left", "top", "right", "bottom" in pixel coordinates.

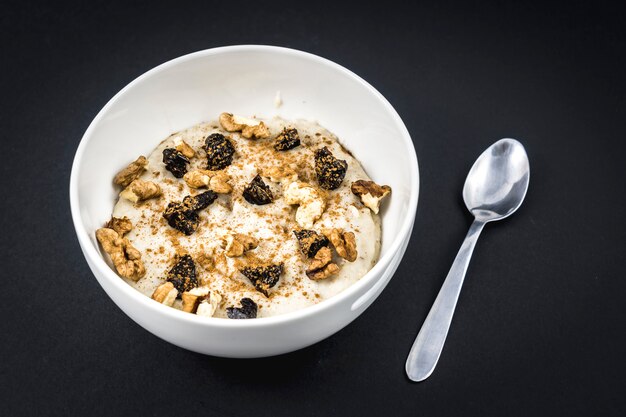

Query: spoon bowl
[{"left": 463, "top": 138, "right": 530, "bottom": 222}]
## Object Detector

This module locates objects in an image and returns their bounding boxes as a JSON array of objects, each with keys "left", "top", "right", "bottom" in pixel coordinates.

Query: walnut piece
[
  {"left": 283, "top": 181, "right": 326, "bottom": 229},
  {"left": 151, "top": 282, "right": 178, "bottom": 306},
  {"left": 196, "top": 291, "right": 222, "bottom": 317},
  {"left": 351, "top": 180, "right": 391, "bottom": 214},
  {"left": 113, "top": 156, "right": 148, "bottom": 188},
  {"left": 183, "top": 170, "right": 232, "bottom": 193},
  {"left": 209, "top": 171, "right": 232, "bottom": 194},
  {"left": 306, "top": 247, "right": 339, "bottom": 280},
  {"left": 174, "top": 137, "right": 196, "bottom": 159},
  {"left": 183, "top": 170, "right": 211, "bottom": 188},
  {"left": 219, "top": 112, "right": 270, "bottom": 139},
  {"left": 105, "top": 216, "right": 132, "bottom": 236},
  {"left": 326, "top": 229, "right": 358, "bottom": 262},
  {"left": 181, "top": 287, "right": 209, "bottom": 313},
  {"left": 119, "top": 179, "right": 162, "bottom": 203},
  {"left": 96, "top": 228, "right": 145, "bottom": 280},
  {"left": 223, "top": 233, "right": 259, "bottom": 257}
]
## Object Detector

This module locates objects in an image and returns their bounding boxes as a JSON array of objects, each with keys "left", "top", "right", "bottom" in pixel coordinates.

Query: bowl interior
[{"left": 72, "top": 46, "right": 418, "bottom": 301}]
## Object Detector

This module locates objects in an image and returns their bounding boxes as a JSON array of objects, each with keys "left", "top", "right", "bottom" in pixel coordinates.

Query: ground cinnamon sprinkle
[{"left": 106, "top": 115, "right": 383, "bottom": 318}]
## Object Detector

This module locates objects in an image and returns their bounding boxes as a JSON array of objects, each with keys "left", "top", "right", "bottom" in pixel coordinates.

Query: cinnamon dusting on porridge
[{"left": 96, "top": 113, "right": 391, "bottom": 318}]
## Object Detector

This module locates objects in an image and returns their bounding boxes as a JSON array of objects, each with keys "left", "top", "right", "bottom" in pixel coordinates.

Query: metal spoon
[{"left": 406, "top": 138, "right": 530, "bottom": 382}]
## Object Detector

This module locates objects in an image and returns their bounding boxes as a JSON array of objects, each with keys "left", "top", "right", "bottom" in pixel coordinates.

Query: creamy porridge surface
[{"left": 98, "top": 114, "right": 391, "bottom": 318}]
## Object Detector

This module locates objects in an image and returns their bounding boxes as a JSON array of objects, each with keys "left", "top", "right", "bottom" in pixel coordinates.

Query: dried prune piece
[
  {"left": 162, "top": 148, "right": 190, "bottom": 178},
  {"left": 183, "top": 190, "right": 218, "bottom": 211},
  {"left": 274, "top": 127, "right": 301, "bottom": 151},
  {"left": 240, "top": 264, "right": 283, "bottom": 296},
  {"left": 314, "top": 147, "right": 347, "bottom": 190},
  {"left": 166, "top": 254, "right": 197, "bottom": 295},
  {"left": 226, "top": 298, "right": 258, "bottom": 319},
  {"left": 204, "top": 133, "right": 235, "bottom": 170},
  {"left": 242, "top": 175, "right": 273, "bottom": 205},
  {"left": 293, "top": 229, "right": 329, "bottom": 258},
  {"left": 163, "top": 202, "right": 199, "bottom": 235}
]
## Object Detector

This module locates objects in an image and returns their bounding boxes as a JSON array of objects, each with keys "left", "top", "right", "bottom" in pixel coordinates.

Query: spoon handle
[{"left": 406, "top": 219, "right": 485, "bottom": 381}]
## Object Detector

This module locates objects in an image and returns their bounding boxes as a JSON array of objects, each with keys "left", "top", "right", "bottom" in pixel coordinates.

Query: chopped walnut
[
  {"left": 351, "top": 180, "right": 391, "bottom": 214},
  {"left": 209, "top": 171, "right": 232, "bottom": 194},
  {"left": 196, "top": 291, "right": 222, "bottom": 317},
  {"left": 174, "top": 137, "right": 196, "bottom": 159},
  {"left": 113, "top": 156, "right": 148, "bottom": 188},
  {"left": 105, "top": 216, "right": 132, "bottom": 236},
  {"left": 181, "top": 287, "right": 210, "bottom": 313},
  {"left": 183, "top": 170, "right": 211, "bottom": 188},
  {"left": 283, "top": 181, "right": 326, "bottom": 229},
  {"left": 183, "top": 170, "right": 232, "bottom": 193},
  {"left": 223, "top": 233, "right": 259, "bottom": 257},
  {"left": 306, "top": 247, "right": 339, "bottom": 280},
  {"left": 151, "top": 282, "right": 178, "bottom": 306},
  {"left": 325, "top": 229, "right": 358, "bottom": 262},
  {"left": 219, "top": 112, "right": 270, "bottom": 139},
  {"left": 96, "top": 228, "right": 145, "bottom": 280},
  {"left": 119, "top": 179, "right": 162, "bottom": 203}
]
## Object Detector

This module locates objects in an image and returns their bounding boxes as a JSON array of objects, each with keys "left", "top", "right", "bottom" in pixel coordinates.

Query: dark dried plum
[
  {"left": 314, "top": 147, "right": 347, "bottom": 190},
  {"left": 240, "top": 264, "right": 283, "bottom": 296},
  {"left": 226, "top": 298, "right": 258, "bottom": 319},
  {"left": 274, "top": 127, "right": 301, "bottom": 151},
  {"left": 242, "top": 175, "right": 273, "bottom": 205},
  {"left": 293, "top": 229, "right": 329, "bottom": 258},
  {"left": 163, "top": 202, "right": 199, "bottom": 235},
  {"left": 166, "top": 254, "right": 197, "bottom": 295},
  {"left": 162, "top": 148, "right": 190, "bottom": 178},
  {"left": 204, "top": 133, "right": 235, "bottom": 170},
  {"left": 183, "top": 190, "right": 218, "bottom": 211},
  {"left": 163, "top": 191, "right": 217, "bottom": 235}
]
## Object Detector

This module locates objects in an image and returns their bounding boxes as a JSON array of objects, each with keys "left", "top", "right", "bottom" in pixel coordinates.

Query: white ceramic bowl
[{"left": 70, "top": 45, "right": 419, "bottom": 357}]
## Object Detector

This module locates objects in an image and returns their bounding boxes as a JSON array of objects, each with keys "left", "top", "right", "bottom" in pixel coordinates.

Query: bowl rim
[{"left": 69, "top": 44, "right": 419, "bottom": 328}]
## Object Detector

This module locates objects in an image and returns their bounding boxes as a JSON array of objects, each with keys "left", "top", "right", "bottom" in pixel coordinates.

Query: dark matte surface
[{"left": 2, "top": 1, "right": 625, "bottom": 416}]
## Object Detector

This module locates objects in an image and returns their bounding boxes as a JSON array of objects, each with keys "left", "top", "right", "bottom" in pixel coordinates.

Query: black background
[{"left": 2, "top": 1, "right": 625, "bottom": 416}]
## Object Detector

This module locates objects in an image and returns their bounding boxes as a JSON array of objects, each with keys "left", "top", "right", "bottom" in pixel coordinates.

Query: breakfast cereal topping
[
  {"left": 113, "top": 156, "right": 148, "bottom": 188},
  {"left": 274, "top": 127, "right": 301, "bottom": 151},
  {"left": 219, "top": 112, "right": 270, "bottom": 139},
  {"left": 196, "top": 291, "right": 222, "bottom": 317},
  {"left": 184, "top": 170, "right": 232, "bottom": 193},
  {"left": 306, "top": 247, "right": 339, "bottom": 280},
  {"left": 184, "top": 191, "right": 218, "bottom": 211},
  {"left": 181, "top": 286, "right": 211, "bottom": 313},
  {"left": 204, "top": 133, "right": 236, "bottom": 170},
  {"left": 226, "top": 297, "right": 258, "bottom": 319},
  {"left": 119, "top": 179, "right": 162, "bottom": 203},
  {"left": 325, "top": 229, "right": 358, "bottom": 262},
  {"left": 163, "top": 202, "right": 200, "bottom": 235},
  {"left": 105, "top": 216, "right": 133, "bottom": 236},
  {"left": 243, "top": 174, "right": 274, "bottom": 205},
  {"left": 351, "top": 180, "right": 391, "bottom": 214},
  {"left": 163, "top": 191, "right": 217, "bottom": 235},
  {"left": 293, "top": 229, "right": 329, "bottom": 258},
  {"left": 183, "top": 170, "right": 211, "bottom": 188},
  {"left": 315, "top": 147, "right": 348, "bottom": 190},
  {"left": 283, "top": 181, "right": 326, "bottom": 228},
  {"left": 174, "top": 138, "right": 196, "bottom": 159},
  {"left": 223, "top": 233, "right": 259, "bottom": 257},
  {"left": 240, "top": 264, "right": 283, "bottom": 296},
  {"left": 96, "top": 227, "right": 146, "bottom": 280},
  {"left": 162, "top": 148, "right": 190, "bottom": 178},
  {"left": 166, "top": 254, "right": 198, "bottom": 295},
  {"left": 151, "top": 282, "right": 178, "bottom": 306}
]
